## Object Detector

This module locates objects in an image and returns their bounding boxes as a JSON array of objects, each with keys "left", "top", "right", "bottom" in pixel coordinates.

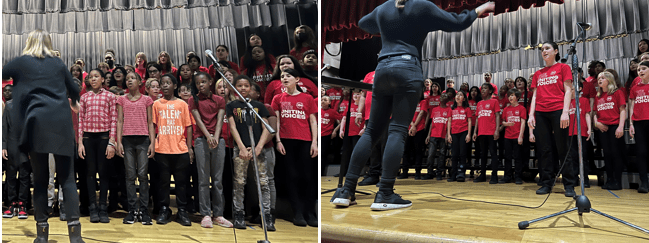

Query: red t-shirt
[
  {"left": 271, "top": 92, "right": 316, "bottom": 141},
  {"left": 501, "top": 104, "right": 527, "bottom": 139},
  {"left": 338, "top": 100, "right": 349, "bottom": 114},
  {"left": 429, "top": 106, "right": 451, "bottom": 138},
  {"left": 498, "top": 96, "right": 509, "bottom": 110},
  {"left": 263, "top": 104, "right": 276, "bottom": 148},
  {"left": 242, "top": 64, "right": 275, "bottom": 101},
  {"left": 221, "top": 114, "right": 233, "bottom": 148},
  {"left": 409, "top": 99, "right": 428, "bottom": 132},
  {"left": 468, "top": 99, "right": 478, "bottom": 126},
  {"left": 160, "top": 66, "right": 178, "bottom": 77},
  {"left": 450, "top": 106, "right": 472, "bottom": 134},
  {"left": 629, "top": 82, "right": 649, "bottom": 121},
  {"left": 321, "top": 108, "right": 341, "bottom": 136},
  {"left": 290, "top": 46, "right": 314, "bottom": 62},
  {"left": 596, "top": 90, "right": 626, "bottom": 125},
  {"left": 116, "top": 95, "right": 154, "bottom": 136},
  {"left": 423, "top": 90, "right": 430, "bottom": 99},
  {"left": 427, "top": 95, "right": 440, "bottom": 113},
  {"left": 479, "top": 82, "right": 498, "bottom": 96},
  {"left": 326, "top": 87, "right": 343, "bottom": 111},
  {"left": 585, "top": 76, "right": 596, "bottom": 83},
  {"left": 631, "top": 76, "right": 642, "bottom": 90},
  {"left": 343, "top": 102, "right": 365, "bottom": 136},
  {"left": 188, "top": 93, "right": 226, "bottom": 139},
  {"left": 517, "top": 90, "right": 533, "bottom": 108},
  {"left": 569, "top": 97, "right": 590, "bottom": 137},
  {"left": 264, "top": 77, "right": 317, "bottom": 104},
  {"left": 208, "top": 62, "right": 240, "bottom": 78},
  {"left": 531, "top": 63, "right": 572, "bottom": 112},
  {"left": 581, "top": 81, "right": 597, "bottom": 99},
  {"left": 362, "top": 71, "right": 375, "bottom": 121},
  {"left": 476, "top": 99, "right": 500, "bottom": 136}
]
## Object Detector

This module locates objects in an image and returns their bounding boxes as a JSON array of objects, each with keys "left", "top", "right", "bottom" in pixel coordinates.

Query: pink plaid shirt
[{"left": 78, "top": 89, "right": 117, "bottom": 140}]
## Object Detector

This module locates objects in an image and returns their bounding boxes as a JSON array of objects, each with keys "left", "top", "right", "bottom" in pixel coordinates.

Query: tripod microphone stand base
[
  {"left": 518, "top": 195, "right": 649, "bottom": 234},
  {"left": 257, "top": 241, "right": 271, "bottom": 243}
]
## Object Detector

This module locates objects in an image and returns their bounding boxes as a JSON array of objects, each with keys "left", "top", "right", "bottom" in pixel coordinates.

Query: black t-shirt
[{"left": 226, "top": 99, "right": 270, "bottom": 147}]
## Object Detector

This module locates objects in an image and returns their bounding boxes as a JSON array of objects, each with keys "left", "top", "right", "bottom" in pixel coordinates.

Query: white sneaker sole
[
  {"left": 331, "top": 198, "right": 351, "bottom": 207},
  {"left": 370, "top": 202, "right": 412, "bottom": 211}
]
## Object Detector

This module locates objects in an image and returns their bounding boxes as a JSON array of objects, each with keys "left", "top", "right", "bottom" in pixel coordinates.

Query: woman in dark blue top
[
  {"left": 2, "top": 29, "right": 84, "bottom": 243},
  {"left": 332, "top": 0, "right": 494, "bottom": 211}
]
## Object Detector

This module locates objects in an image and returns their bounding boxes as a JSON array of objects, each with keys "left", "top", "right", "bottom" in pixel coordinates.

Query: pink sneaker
[
  {"left": 213, "top": 216, "right": 233, "bottom": 228},
  {"left": 201, "top": 216, "right": 213, "bottom": 228}
]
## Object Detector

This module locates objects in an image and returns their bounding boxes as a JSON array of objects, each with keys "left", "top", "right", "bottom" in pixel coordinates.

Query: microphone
[
  {"left": 205, "top": 50, "right": 221, "bottom": 68},
  {"left": 560, "top": 42, "right": 576, "bottom": 63},
  {"left": 577, "top": 22, "right": 592, "bottom": 31}
]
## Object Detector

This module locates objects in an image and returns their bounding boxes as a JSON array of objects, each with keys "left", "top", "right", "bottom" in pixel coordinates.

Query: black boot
[
  {"left": 34, "top": 222, "right": 49, "bottom": 243},
  {"left": 264, "top": 213, "right": 276, "bottom": 231},
  {"left": 68, "top": 221, "right": 85, "bottom": 243},
  {"left": 99, "top": 204, "right": 110, "bottom": 223},
  {"left": 176, "top": 209, "right": 192, "bottom": 226},
  {"left": 88, "top": 204, "right": 100, "bottom": 223}
]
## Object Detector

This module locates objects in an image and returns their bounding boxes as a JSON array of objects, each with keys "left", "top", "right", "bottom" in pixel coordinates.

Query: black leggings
[
  {"left": 504, "top": 139, "right": 522, "bottom": 179},
  {"left": 83, "top": 131, "right": 110, "bottom": 206},
  {"left": 403, "top": 129, "right": 427, "bottom": 172},
  {"left": 598, "top": 124, "right": 626, "bottom": 185},
  {"left": 155, "top": 153, "right": 189, "bottom": 210},
  {"left": 451, "top": 131, "right": 469, "bottom": 179},
  {"left": 321, "top": 135, "right": 332, "bottom": 176},
  {"left": 280, "top": 139, "right": 315, "bottom": 217},
  {"left": 478, "top": 135, "right": 499, "bottom": 176},
  {"left": 534, "top": 110, "right": 573, "bottom": 187},
  {"left": 31, "top": 152, "right": 80, "bottom": 222},
  {"left": 634, "top": 120, "right": 649, "bottom": 183}
]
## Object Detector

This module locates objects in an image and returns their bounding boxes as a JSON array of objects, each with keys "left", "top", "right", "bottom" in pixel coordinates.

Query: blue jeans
[{"left": 344, "top": 55, "right": 424, "bottom": 191}]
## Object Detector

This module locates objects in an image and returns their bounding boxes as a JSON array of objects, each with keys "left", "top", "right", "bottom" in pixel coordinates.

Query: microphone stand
[
  {"left": 518, "top": 25, "right": 649, "bottom": 235},
  {"left": 205, "top": 50, "right": 274, "bottom": 243}
]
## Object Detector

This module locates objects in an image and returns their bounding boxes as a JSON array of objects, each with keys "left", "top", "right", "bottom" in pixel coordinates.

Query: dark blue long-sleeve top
[{"left": 359, "top": 0, "right": 478, "bottom": 61}]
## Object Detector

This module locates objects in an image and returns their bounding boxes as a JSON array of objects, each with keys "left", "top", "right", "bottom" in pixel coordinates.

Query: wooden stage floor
[
  {"left": 321, "top": 176, "right": 649, "bottom": 243},
  {"left": 2, "top": 207, "right": 318, "bottom": 242}
]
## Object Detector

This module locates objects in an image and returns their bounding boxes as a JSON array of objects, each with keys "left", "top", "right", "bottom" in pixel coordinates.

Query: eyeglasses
[
  {"left": 148, "top": 69, "right": 159, "bottom": 74},
  {"left": 114, "top": 70, "right": 124, "bottom": 74},
  {"left": 105, "top": 57, "right": 113, "bottom": 60}
]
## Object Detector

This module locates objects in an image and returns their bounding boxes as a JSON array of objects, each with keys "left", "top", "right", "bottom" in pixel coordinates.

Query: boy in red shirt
[{"left": 500, "top": 89, "right": 527, "bottom": 184}]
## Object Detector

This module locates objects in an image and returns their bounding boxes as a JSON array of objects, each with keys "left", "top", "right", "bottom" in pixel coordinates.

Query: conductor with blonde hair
[{"left": 2, "top": 29, "right": 84, "bottom": 243}]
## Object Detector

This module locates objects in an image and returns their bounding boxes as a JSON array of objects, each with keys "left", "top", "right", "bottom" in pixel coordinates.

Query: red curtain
[{"left": 323, "top": 0, "right": 564, "bottom": 45}]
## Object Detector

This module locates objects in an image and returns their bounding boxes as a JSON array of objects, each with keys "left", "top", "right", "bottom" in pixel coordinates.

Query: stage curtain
[
  {"left": 323, "top": 0, "right": 564, "bottom": 45},
  {"left": 2, "top": 4, "right": 291, "bottom": 35}
]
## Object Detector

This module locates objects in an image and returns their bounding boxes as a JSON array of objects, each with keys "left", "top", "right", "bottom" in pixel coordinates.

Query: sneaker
[
  {"left": 233, "top": 211, "right": 246, "bottom": 229},
  {"left": 536, "top": 186, "right": 552, "bottom": 195},
  {"left": 473, "top": 174, "right": 486, "bottom": 183},
  {"left": 176, "top": 209, "right": 192, "bottom": 226},
  {"left": 264, "top": 213, "right": 276, "bottom": 231},
  {"left": 213, "top": 216, "right": 233, "bottom": 228},
  {"left": 564, "top": 187, "right": 576, "bottom": 197},
  {"left": 330, "top": 187, "right": 356, "bottom": 207},
  {"left": 17, "top": 202, "right": 28, "bottom": 219},
  {"left": 201, "top": 215, "right": 213, "bottom": 228},
  {"left": 358, "top": 176, "right": 380, "bottom": 186},
  {"left": 123, "top": 211, "right": 137, "bottom": 224},
  {"left": 140, "top": 209, "right": 153, "bottom": 225},
  {"left": 370, "top": 190, "right": 412, "bottom": 211},
  {"left": 515, "top": 178, "right": 523, "bottom": 185},
  {"left": 3, "top": 202, "right": 17, "bottom": 218}
]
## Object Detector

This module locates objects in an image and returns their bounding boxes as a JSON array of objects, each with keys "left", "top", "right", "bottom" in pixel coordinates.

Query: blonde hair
[
  {"left": 157, "top": 51, "right": 175, "bottom": 69},
  {"left": 145, "top": 78, "right": 159, "bottom": 89},
  {"left": 216, "top": 78, "right": 236, "bottom": 102},
  {"left": 597, "top": 71, "right": 618, "bottom": 97},
  {"left": 135, "top": 52, "right": 148, "bottom": 69},
  {"left": 22, "top": 29, "right": 55, "bottom": 58},
  {"left": 639, "top": 52, "right": 649, "bottom": 61}
]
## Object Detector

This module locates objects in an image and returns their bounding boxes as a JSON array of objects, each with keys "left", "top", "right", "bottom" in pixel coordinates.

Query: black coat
[{"left": 2, "top": 55, "right": 80, "bottom": 163}]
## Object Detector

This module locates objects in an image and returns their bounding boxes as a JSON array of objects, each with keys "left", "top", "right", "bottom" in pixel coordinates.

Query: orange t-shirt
[{"left": 153, "top": 98, "right": 193, "bottom": 154}]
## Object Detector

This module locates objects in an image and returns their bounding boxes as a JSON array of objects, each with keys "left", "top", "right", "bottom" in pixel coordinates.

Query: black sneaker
[
  {"left": 3, "top": 202, "right": 17, "bottom": 218},
  {"left": 156, "top": 206, "right": 171, "bottom": 225},
  {"left": 515, "top": 177, "right": 523, "bottom": 185},
  {"left": 123, "top": 211, "right": 137, "bottom": 224},
  {"left": 233, "top": 211, "right": 246, "bottom": 229},
  {"left": 176, "top": 209, "right": 192, "bottom": 226},
  {"left": 564, "top": 187, "right": 576, "bottom": 197},
  {"left": 140, "top": 209, "right": 153, "bottom": 225},
  {"left": 536, "top": 186, "right": 552, "bottom": 195},
  {"left": 358, "top": 176, "right": 380, "bottom": 186},
  {"left": 370, "top": 190, "right": 412, "bottom": 211},
  {"left": 473, "top": 174, "right": 486, "bottom": 183},
  {"left": 330, "top": 187, "right": 356, "bottom": 207}
]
